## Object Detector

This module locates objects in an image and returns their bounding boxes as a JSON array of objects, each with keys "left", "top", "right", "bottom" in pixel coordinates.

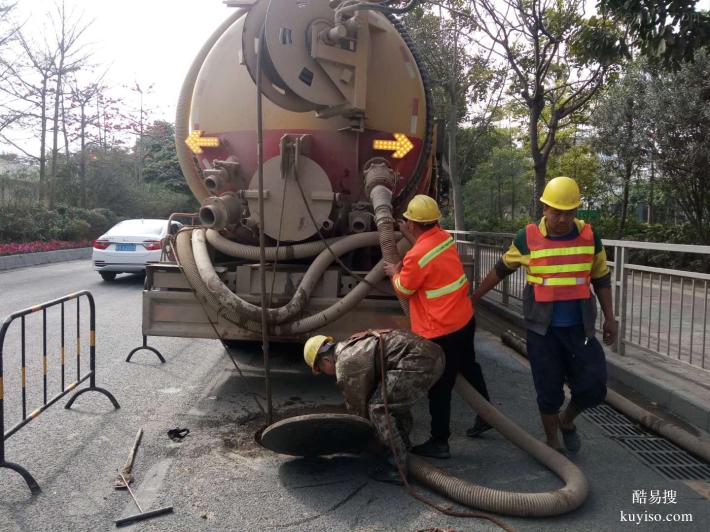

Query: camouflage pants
[{"left": 367, "top": 344, "right": 444, "bottom": 464}]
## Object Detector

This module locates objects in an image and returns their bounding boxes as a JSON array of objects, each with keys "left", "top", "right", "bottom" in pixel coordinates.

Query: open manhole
[{"left": 258, "top": 413, "right": 375, "bottom": 457}]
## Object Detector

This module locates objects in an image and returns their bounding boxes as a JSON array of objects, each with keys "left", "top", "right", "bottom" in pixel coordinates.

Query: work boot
[
  {"left": 466, "top": 416, "right": 493, "bottom": 438},
  {"left": 369, "top": 465, "right": 404, "bottom": 485},
  {"left": 410, "top": 438, "right": 450, "bottom": 459},
  {"left": 560, "top": 424, "right": 582, "bottom": 453}
]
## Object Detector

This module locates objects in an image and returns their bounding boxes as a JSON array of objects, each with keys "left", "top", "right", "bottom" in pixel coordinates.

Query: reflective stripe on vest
[
  {"left": 525, "top": 222, "right": 594, "bottom": 302},
  {"left": 529, "top": 246, "right": 595, "bottom": 259},
  {"left": 528, "top": 262, "right": 592, "bottom": 274},
  {"left": 527, "top": 275, "right": 588, "bottom": 286},
  {"left": 425, "top": 273, "right": 468, "bottom": 299},
  {"left": 394, "top": 275, "right": 415, "bottom": 295},
  {"left": 418, "top": 236, "right": 454, "bottom": 268}
]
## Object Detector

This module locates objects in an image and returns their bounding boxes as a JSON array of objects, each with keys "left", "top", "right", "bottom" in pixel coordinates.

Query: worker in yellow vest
[{"left": 471, "top": 177, "right": 618, "bottom": 453}]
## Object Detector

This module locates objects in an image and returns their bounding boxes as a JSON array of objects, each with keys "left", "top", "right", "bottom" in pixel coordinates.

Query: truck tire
[{"left": 100, "top": 272, "right": 117, "bottom": 281}]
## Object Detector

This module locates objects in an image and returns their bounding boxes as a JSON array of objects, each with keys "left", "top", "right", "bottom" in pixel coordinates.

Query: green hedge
[{"left": 0, "top": 205, "right": 118, "bottom": 243}]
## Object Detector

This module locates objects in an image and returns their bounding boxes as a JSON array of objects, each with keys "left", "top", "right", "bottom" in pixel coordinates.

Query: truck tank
[{"left": 143, "top": 0, "right": 439, "bottom": 342}]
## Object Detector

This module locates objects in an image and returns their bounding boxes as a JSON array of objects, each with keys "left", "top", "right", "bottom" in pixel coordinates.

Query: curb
[
  {"left": 0, "top": 247, "right": 92, "bottom": 272},
  {"left": 478, "top": 297, "right": 710, "bottom": 433}
]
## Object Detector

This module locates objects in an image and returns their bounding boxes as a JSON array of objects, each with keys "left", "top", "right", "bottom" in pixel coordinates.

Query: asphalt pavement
[{"left": 0, "top": 260, "right": 707, "bottom": 531}]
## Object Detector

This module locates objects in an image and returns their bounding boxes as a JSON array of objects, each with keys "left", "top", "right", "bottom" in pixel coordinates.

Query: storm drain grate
[
  {"left": 610, "top": 437, "right": 710, "bottom": 480},
  {"left": 584, "top": 404, "right": 710, "bottom": 481},
  {"left": 583, "top": 404, "right": 648, "bottom": 437}
]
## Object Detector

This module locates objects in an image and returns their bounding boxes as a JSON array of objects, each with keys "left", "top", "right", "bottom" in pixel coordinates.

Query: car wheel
[{"left": 100, "top": 272, "right": 117, "bottom": 281}]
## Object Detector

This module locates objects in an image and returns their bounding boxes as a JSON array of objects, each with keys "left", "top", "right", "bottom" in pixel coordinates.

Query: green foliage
[
  {"left": 595, "top": 216, "right": 708, "bottom": 271},
  {"left": 122, "top": 182, "right": 198, "bottom": 219},
  {"left": 643, "top": 48, "right": 710, "bottom": 243},
  {"left": 140, "top": 120, "right": 186, "bottom": 193},
  {"left": 0, "top": 205, "right": 118, "bottom": 242},
  {"left": 571, "top": 15, "right": 630, "bottom": 66},
  {"left": 597, "top": 0, "right": 710, "bottom": 69}
]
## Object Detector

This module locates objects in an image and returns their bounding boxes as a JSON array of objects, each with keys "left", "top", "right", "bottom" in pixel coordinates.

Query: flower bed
[{"left": 0, "top": 240, "right": 90, "bottom": 257}]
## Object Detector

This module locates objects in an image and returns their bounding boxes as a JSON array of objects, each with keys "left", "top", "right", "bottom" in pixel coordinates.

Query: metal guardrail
[
  {"left": 450, "top": 230, "right": 710, "bottom": 370},
  {"left": 0, "top": 290, "right": 120, "bottom": 494}
]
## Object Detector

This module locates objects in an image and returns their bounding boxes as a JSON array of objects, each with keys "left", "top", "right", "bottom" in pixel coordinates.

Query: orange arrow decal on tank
[
  {"left": 185, "top": 130, "right": 220, "bottom": 154},
  {"left": 372, "top": 133, "right": 414, "bottom": 159}
]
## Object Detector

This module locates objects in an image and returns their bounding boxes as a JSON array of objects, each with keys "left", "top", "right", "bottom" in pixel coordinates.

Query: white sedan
[{"left": 92, "top": 219, "right": 177, "bottom": 281}]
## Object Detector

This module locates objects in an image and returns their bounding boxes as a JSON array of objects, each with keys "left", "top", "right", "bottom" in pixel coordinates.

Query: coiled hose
[
  {"left": 408, "top": 377, "right": 589, "bottom": 516},
  {"left": 177, "top": 228, "right": 411, "bottom": 335},
  {"left": 206, "top": 228, "right": 340, "bottom": 261},
  {"left": 192, "top": 229, "right": 387, "bottom": 325}
]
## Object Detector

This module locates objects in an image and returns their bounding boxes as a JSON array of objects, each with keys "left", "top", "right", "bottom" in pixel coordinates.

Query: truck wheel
[{"left": 100, "top": 272, "right": 117, "bottom": 281}]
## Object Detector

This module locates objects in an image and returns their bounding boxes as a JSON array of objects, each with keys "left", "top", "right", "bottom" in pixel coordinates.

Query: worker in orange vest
[
  {"left": 384, "top": 195, "right": 491, "bottom": 459},
  {"left": 472, "top": 176, "right": 618, "bottom": 453}
]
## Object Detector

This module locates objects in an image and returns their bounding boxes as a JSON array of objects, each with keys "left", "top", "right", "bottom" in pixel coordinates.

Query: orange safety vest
[
  {"left": 525, "top": 223, "right": 595, "bottom": 302},
  {"left": 392, "top": 226, "right": 472, "bottom": 339}
]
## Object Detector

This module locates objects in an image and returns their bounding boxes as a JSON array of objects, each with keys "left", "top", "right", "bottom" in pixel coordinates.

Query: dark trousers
[
  {"left": 428, "top": 317, "right": 490, "bottom": 442},
  {"left": 526, "top": 324, "right": 607, "bottom": 414}
]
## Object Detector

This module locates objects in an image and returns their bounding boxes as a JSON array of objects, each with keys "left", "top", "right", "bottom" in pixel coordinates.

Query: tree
[
  {"left": 470, "top": 0, "right": 624, "bottom": 218},
  {"left": 646, "top": 48, "right": 710, "bottom": 243},
  {"left": 0, "top": 29, "right": 57, "bottom": 201},
  {"left": 591, "top": 61, "right": 650, "bottom": 234},
  {"left": 597, "top": 0, "right": 710, "bottom": 68},
  {"left": 402, "top": 2, "right": 505, "bottom": 230},
  {"left": 47, "top": 1, "right": 91, "bottom": 208},
  {"left": 140, "top": 120, "right": 185, "bottom": 193}
]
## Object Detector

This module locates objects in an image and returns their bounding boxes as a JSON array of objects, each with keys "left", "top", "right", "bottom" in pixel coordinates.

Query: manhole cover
[{"left": 259, "top": 413, "right": 375, "bottom": 457}]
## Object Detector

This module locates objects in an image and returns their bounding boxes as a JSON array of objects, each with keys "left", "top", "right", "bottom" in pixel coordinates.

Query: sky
[
  {"left": 11, "top": 0, "right": 708, "bottom": 122},
  {"left": 9, "top": 0, "right": 236, "bottom": 126},
  {"left": 3, "top": 0, "right": 710, "bottom": 156}
]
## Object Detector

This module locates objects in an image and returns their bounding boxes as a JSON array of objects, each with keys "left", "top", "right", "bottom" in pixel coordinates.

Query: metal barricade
[{"left": 0, "top": 290, "right": 120, "bottom": 494}]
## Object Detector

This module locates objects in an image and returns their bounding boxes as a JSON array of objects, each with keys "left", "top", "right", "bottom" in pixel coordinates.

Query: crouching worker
[{"left": 303, "top": 330, "right": 444, "bottom": 484}]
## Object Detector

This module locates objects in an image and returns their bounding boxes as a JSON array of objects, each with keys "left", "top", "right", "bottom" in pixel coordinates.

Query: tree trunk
[
  {"left": 529, "top": 101, "right": 547, "bottom": 220},
  {"left": 79, "top": 103, "right": 86, "bottom": 208},
  {"left": 619, "top": 162, "right": 632, "bottom": 235},
  {"left": 50, "top": 64, "right": 63, "bottom": 209},
  {"left": 648, "top": 157, "right": 655, "bottom": 224},
  {"left": 39, "top": 76, "right": 48, "bottom": 205},
  {"left": 448, "top": 95, "right": 464, "bottom": 232}
]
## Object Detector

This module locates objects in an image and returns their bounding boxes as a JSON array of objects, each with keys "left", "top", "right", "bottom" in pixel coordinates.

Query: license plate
[{"left": 116, "top": 244, "right": 136, "bottom": 252}]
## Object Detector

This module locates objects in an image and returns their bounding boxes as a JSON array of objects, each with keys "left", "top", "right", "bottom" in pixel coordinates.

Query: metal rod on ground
[
  {"left": 256, "top": 24, "right": 273, "bottom": 425},
  {"left": 114, "top": 473, "right": 173, "bottom": 527},
  {"left": 114, "top": 428, "right": 144, "bottom": 489}
]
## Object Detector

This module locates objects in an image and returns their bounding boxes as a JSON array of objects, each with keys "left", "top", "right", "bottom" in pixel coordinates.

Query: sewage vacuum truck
[
  {"left": 140, "top": 1, "right": 592, "bottom": 516},
  {"left": 143, "top": 0, "right": 440, "bottom": 342}
]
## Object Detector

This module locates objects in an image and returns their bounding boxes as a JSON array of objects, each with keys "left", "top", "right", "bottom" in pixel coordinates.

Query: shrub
[{"left": 0, "top": 240, "right": 90, "bottom": 256}]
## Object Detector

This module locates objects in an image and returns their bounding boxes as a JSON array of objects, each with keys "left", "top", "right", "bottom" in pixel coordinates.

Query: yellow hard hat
[
  {"left": 540, "top": 176, "right": 581, "bottom": 210},
  {"left": 403, "top": 195, "right": 441, "bottom": 223},
  {"left": 303, "top": 335, "right": 333, "bottom": 371}
]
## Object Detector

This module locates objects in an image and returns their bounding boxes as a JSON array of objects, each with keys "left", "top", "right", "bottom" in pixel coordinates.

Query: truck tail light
[
  {"left": 143, "top": 240, "right": 161, "bottom": 251},
  {"left": 93, "top": 239, "right": 110, "bottom": 250}
]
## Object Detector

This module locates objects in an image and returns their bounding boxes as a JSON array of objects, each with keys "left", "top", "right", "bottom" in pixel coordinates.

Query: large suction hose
[
  {"left": 206, "top": 229, "right": 340, "bottom": 261},
  {"left": 176, "top": 228, "right": 411, "bottom": 334},
  {"left": 192, "top": 229, "right": 386, "bottom": 325},
  {"left": 408, "top": 378, "right": 588, "bottom": 516}
]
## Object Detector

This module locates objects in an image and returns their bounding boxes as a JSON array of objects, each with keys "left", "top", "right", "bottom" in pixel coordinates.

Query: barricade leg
[
  {"left": 126, "top": 336, "right": 166, "bottom": 363},
  {"left": 0, "top": 459, "right": 41, "bottom": 495},
  {"left": 66, "top": 332, "right": 120, "bottom": 409}
]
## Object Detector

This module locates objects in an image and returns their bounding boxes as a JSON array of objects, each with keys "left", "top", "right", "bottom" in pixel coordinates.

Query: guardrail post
[
  {"left": 614, "top": 245, "right": 627, "bottom": 355},
  {"left": 502, "top": 273, "right": 510, "bottom": 307},
  {"left": 473, "top": 234, "right": 481, "bottom": 289}
]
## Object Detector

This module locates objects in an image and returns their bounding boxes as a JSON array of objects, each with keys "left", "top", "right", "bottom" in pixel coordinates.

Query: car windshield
[{"left": 106, "top": 219, "right": 166, "bottom": 237}]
